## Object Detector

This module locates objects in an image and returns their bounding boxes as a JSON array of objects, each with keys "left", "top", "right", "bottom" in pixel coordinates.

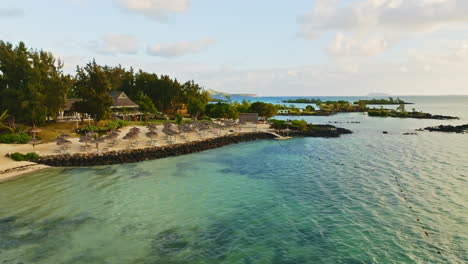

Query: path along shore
[
  {"left": 1, "top": 123, "right": 352, "bottom": 182},
  {"left": 0, "top": 123, "right": 269, "bottom": 182}
]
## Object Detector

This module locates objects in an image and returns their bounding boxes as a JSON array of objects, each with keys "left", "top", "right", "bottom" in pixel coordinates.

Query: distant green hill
[{"left": 207, "top": 89, "right": 256, "bottom": 97}]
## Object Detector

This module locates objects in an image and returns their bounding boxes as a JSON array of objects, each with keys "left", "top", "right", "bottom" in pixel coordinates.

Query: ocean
[{"left": 0, "top": 96, "right": 467, "bottom": 263}]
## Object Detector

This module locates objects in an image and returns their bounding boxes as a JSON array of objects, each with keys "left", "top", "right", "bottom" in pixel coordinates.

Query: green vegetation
[
  {"left": 204, "top": 100, "right": 278, "bottom": 120},
  {"left": 354, "top": 97, "right": 412, "bottom": 105},
  {"left": 9, "top": 152, "right": 40, "bottom": 162},
  {"left": 76, "top": 120, "right": 128, "bottom": 135},
  {"left": 249, "top": 102, "right": 278, "bottom": 119},
  {"left": 368, "top": 108, "right": 458, "bottom": 120},
  {"left": 269, "top": 119, "right": 311, "bottom": 131},
  {"left": 0, "top": 41, "right": 71, "bottom": 126},
  {"left": 0, "top": 133, "right": 31, "bottom": 144},
  {"left": 0, "top": 41, "right": 211, "bottom": 127},
  {"left": 279, "top": 99, "right": 366, "bottom": 114},
  {"left": 282, "top": 98, "right": 322, "bottom": 104},
  {"left": 0, "top": 110, "right": 14, "bottom": 133},
  {"left": 316, "top": 101, "right": 365, "bottom": 112}
]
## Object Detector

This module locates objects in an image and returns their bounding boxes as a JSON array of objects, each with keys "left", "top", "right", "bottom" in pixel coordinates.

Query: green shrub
[
  {"left": 269, "top": 119, "right": 308, "bottom": 131},
  {"left": 0, "top": 133, "right": 31, "bottom": 144},
  {"left": 25, "top": 152, "right": 40, "bottom": 161},
  {"left": 77, "top": 120, "right": 129, "bottom": 135},
  {"left": 9, "top": 152, "right": 39, "bottom": 162},
  {"left": 290, "top": 120, "right": 308, "bottom": 131},
  {"left": 10, "top": 152, "right": 25, "bottom": 161}
]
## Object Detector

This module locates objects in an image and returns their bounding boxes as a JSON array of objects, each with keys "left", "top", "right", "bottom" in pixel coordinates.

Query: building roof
[
  {"left": 239, "top": 113, "right": 259, "bottom": 123},
  {"left": 109, "top": 91, "right": 139, "bottom": 108},
  {"left": 63, "top": 92, "right": 138, "bottom": 111}
]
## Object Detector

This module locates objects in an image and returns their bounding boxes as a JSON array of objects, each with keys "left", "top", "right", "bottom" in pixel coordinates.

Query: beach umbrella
[
  {"left": 79, "top": 136, "right": 93, "bottom": 151},
  {"left": 28, "top": 126, "right": 42, "bottom": 139},
  {"left": 57, "top": 139, "right": 72, "bottom": 146},
  {"left": 53, "top": 137, "right": 65, "bottom": 142},
  {"left": 28, "top": 127, "right": 42, "bottom": 134},
  {"left": 56, "top": 139, "right": 72, "bottom": 152},
  {"left": 58, "top": 134, "right": 71, "bottom": 139},
  {"left": 146, "top": 131, "right": 158, "bottom": 138},
  {"left": 146, "top": 131, "right": 158, "bottom": 145},
  {"left": 28, "top": 138, "right": 42, "bottom": 152},
  {"left": 147, "top": 123, "right": 158, "bottom": 130},
  {"left": 91, "top": 137, "right": 106, "bottom": 151}
]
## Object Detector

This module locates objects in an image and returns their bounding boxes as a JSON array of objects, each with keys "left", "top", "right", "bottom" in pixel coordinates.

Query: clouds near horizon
[
  {"left": 88, "top": 34, "right": 139, "bottom": 56},
  {"left": 2, "top": 0, "right": 468, "bottom": 95},
  {"left": 117, "top": 0, "right": 190, "bottom": 20},
  {"left": 0, "top": 8, "right": 24, "bottom": 18},
  {"left": 147, "top": 38, "right": 215, "bottom": 58}
]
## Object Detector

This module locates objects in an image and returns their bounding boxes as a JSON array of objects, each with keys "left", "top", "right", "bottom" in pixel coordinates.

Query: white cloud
[
  {"left": 89, "top": 34, "right": 139, "bottom": 55},
  {"left": 147, "top": 38, "right": 215, "bottom": 58},
  {"left": 300, "top": 0, "right": 468, "bottom": 57},
  {"left": 117, "top": 0, "right": 189, "bottom": 20},
  {"left": 301, "top": 0, "right": 468, "bottom": 34},
  {"left": 328, "top": 33, "right": 388, "bottom": 57},
  {"left": 0, "top": 8, "right": 23, "bottom": 18}
]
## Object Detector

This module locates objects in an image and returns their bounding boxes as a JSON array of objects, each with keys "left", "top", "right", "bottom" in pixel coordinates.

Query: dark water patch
[
  {"left": 296, "top": 227, "right": 329, "bottom": 247},
  {"left": 92, "top": 166, "right": 119, "bottom": 177},
  {"left": 338, "top": 258, "right": 374, "bottom": 264},
  {"left": 151, "top": 228, "right": 190, "bottom": 256},
  {"left": 174, "top": 162, "right": 201, "bottom": 177},
  {"left": 0, "top": 214, "right": 96, "bottom": 262},
  {"left": 272, "top": 246, "right": 307, "bottom": 264}
]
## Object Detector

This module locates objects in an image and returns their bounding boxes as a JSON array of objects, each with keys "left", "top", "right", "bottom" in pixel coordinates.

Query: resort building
[
  {"left": 58, "top": 91, "right": 141, "bottom": 121},
  {"left": 239, "top": 113, "right": 259, "bottom": 123},
  {"left": 109, "top": 91, "right": 141, "bottom": 120}
]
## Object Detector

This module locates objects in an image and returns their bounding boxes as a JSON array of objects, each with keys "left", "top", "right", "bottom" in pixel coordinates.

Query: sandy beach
[{"left": 0, "top": 123, "right": 268, "bottom": 182}]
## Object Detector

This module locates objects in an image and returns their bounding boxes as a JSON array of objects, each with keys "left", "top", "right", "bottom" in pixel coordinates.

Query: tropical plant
[{"left": 0, "top": 110, "right": 14, "bottom": 133}]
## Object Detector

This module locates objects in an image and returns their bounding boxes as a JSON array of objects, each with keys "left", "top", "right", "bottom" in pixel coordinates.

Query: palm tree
[{"left": 0, "top": 110, "right": 14, "bottom": 134}]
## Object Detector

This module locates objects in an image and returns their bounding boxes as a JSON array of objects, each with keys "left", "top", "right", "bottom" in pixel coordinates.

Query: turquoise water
[{"left": 1, "top": 96, "right": 467, "bottom": 264}]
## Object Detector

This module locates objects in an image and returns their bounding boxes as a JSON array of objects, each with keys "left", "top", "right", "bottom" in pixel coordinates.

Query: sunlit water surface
[{"left": 0, "top": 96, "right": 467, "bottom": 264}]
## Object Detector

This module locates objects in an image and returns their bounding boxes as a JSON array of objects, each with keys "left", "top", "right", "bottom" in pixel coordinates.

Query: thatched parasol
[
  {"left": 28, "top": 138, "right": 42, "bottom": 151},
  {"left": 28, "top": 127, "right": 42, "bottom": 133},
  {"left": 57, "top": 139, "right": 72, "bottom": 146},
  {"left": 147, "top": 123, "right": 158, "bottom": 130},
  {"left": 91, "top": 137, "right": 106, "bottom": 151},
  {"left": 146, "top": 131, "right": 158, "bottom": 138},
  {"left": 146, "top": 131, "right": 158, "bottom": 145}
]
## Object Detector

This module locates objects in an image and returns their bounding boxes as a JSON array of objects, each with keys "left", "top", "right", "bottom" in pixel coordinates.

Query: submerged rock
[{"left": 422, "top": 124, "right": 468, "bottom": 133}]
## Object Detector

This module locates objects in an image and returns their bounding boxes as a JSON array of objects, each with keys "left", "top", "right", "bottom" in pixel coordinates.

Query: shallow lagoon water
[{"left": 0, "top": 96, "right": 467, "bottom": 264}]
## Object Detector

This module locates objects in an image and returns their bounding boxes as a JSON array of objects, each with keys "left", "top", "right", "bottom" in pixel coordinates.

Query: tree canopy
[{"left": 0, "top": 41, "right": 71, "bottom": 126}]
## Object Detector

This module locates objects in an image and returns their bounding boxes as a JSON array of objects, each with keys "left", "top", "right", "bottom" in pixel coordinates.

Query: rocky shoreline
[
  {"left": 34, "top": 130, "right": 352, "bottom": 167},
  {"left": 420, "top": 124, "right": 468, "bottom": 133}
]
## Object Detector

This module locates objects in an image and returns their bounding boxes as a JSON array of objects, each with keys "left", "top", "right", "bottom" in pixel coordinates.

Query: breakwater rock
[
  {"left": 36, "top": 130, "right": 351, "bottom": 167},
  {"left": 421, "top": 124, "right": 468, "bottom": 133}
]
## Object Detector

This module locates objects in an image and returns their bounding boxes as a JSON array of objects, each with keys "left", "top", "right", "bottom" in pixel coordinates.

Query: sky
[{"left": 1, "top": 0, "right": 468, "bottom": 96}]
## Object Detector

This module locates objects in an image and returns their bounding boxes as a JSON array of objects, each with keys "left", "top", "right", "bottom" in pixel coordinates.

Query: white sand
[{"left": 0, "top": 123, "right": 270, "bottom": 182}]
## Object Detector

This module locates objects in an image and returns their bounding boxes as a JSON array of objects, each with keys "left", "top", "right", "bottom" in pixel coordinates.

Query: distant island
[
  {"left": 207, "top": 89, "right": 256, "bottom": 98},
  {"left": 368, "top": 109, "right": 458, "bottom": 120},
  {"left": 282, "top": 97, "right": 412, "bottom": 105},
  {"left": 354, "top": 97, "right": 413, "bottom": 105},
  {"left": 282, "top": 98, "right": 322, "bottom": 104}
]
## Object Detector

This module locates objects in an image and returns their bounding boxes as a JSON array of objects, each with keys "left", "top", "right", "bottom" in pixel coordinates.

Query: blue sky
[{"left": 2, "top": 0, "right": 468, "bottom": 96}]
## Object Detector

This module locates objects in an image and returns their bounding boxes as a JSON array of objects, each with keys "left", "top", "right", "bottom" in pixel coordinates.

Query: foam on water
[{"left": 0, "top": 96, "right": 467, "bottom": 264}]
